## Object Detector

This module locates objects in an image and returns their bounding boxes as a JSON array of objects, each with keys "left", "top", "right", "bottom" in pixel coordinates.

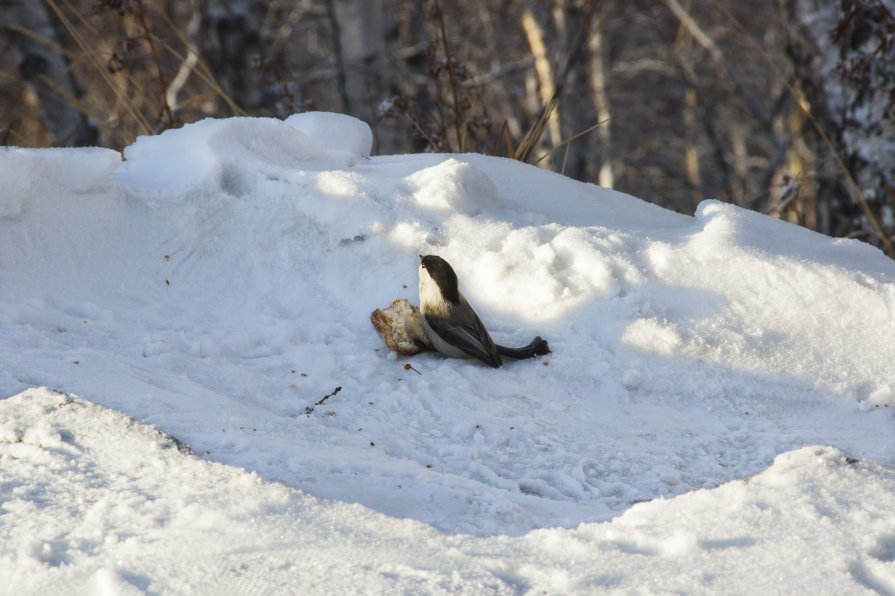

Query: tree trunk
[
  {"left": 781, "top": 0, "right": 895, "bottom": 254},
  {"left": 588, "top": 6, "right": 614, "bottom": 189},
  {"left": 325, "top": 0, "right": 397, "bottom": 153},
  {"left": 198, "top": 0, "right": 268, "bottom": 113},
  {"left": 1, "top": 0, "right": 99, "bottom": 146},
  {"left": 521, "top": 4, "right": 561, "bottom": 167}
]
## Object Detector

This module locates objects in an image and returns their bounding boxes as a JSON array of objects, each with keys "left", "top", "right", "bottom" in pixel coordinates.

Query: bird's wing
[{"left": 425, "top": 305, "right": 501, "bottom": 368}]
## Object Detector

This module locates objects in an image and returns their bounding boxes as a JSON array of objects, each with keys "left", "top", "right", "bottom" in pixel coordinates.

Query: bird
[{"left": 417, "top": 254, "right": 550, "bottom": 368}]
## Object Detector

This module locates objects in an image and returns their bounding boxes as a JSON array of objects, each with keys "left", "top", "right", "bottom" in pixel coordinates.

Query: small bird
[{"left": 418, "top": 254, "right": 550, "bottom": 368}]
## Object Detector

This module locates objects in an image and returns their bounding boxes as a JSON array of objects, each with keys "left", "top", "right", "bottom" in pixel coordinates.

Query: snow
[
  {"left": 1, "top": 112, "right": 894, "bottom": 593},
  {"left": 4, "top": 389, "right": 895, "bottom": 594}
]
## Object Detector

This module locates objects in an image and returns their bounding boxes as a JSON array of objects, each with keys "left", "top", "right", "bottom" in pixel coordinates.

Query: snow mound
[
  {"left": 0, "top": 147, "right": 119, "bottom": 218},
  {"left": 406, "top": 158, "right": 501, "bottom": 215},
  {"left": 285, "top": 111, "right": 373, "bottom": 156},
  {"left": 117, "top": 116, "right": 359, "bottom": 197},
  {"left": 2, "top": 388, "right": 894, "bottom": 594}
]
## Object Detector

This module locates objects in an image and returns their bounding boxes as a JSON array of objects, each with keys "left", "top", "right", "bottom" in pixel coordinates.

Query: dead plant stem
[
  {"left": 134, "top": 0, "right": 174, "bottom": 128},
  {"left": 432, "top": 0, "right": 463, "bottom": 151}
]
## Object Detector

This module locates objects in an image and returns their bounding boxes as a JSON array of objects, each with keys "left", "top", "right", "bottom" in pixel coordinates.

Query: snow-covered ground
[{"left": 1, "top": 113, "right": 894, "bottom": 594}]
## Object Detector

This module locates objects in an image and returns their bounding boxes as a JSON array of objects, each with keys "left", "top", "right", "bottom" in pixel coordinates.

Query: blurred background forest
[{"left": 2, "top": 0, "right": 894, "bottom": 255}]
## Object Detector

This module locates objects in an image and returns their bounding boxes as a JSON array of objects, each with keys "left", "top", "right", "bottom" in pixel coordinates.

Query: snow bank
[{"left": 3, "top": 388, "right": 894, "bottom": 594}]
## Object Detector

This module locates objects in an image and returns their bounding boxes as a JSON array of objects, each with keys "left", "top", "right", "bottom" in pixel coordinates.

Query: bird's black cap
[{"left": 420, "top": 255, "right": 460, "bottom": 304}]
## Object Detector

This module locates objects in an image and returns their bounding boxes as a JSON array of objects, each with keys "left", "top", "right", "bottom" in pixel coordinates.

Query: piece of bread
[{"left": 371, "top": 298, "right": 433, "bottom": 355}]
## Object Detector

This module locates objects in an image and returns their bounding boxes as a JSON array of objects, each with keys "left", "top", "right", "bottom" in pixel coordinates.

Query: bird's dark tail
[{"left": 495, "top": 336, "right": 550, "bottom": 360}]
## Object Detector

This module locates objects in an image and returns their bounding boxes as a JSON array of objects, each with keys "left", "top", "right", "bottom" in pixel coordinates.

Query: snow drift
[{"left": 1, "top": 113, "right": 894, "bottom": 592}]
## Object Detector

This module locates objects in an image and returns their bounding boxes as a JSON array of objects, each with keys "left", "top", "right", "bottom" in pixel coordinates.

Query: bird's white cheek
[
  {"left": 419, "top": 279, "right": 439, "bottom": 310},
  {"left": 418, "top": 270, "right": 449, "bottom": 317}
]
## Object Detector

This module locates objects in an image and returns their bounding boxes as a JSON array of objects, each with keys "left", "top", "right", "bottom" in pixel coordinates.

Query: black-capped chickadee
[{"left": 418, "top": 255, "right": 550, "bottom": 368}]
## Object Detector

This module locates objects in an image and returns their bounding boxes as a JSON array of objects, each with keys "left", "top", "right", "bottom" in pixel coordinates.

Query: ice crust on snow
[{"left": 1, "top": 112, "right": 895, "bottom": 591}]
